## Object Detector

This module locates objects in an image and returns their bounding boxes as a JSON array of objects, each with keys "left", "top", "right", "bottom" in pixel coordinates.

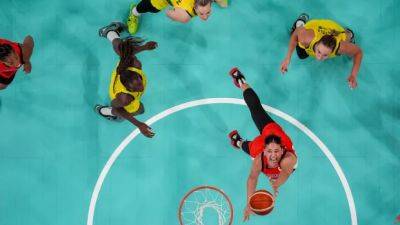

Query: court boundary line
[{"left": 87, "top": 98, "right": 357, "bottom": 225}]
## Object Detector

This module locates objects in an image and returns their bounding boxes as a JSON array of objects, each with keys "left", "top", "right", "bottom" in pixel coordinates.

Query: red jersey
[
  {"left": 247, "top": 122, "right": 296, "bottom": 179},
  {"left": 0, "top": 38, "right": 23, "bottom": 79},
  {"left": 260, "top": 151, "right": 295, "bottom": 179}
]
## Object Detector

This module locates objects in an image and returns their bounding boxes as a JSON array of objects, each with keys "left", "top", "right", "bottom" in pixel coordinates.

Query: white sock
[
  {"left": 237, "top": 140, "right": 243, "bottom": 148},
  {"left": 295, "top": 20, "right": 305, "bottom": 28},
  {"left": 238, "top": 78, "right": 246, "bottom": 87},
  {"left": 131, "top": 7, "right": 140, "bottom": 16},
  {"left": 100, "top": 107, "right": 115, "bottom": 116},
  {"left": 106, "top": 31, "right": 119, "bottom": 42}
]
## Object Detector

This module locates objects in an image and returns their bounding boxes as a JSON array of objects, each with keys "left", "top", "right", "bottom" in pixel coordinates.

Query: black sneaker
[
  {"left": 98, "top": 22, "right": 127, "bottom": 38},
  {"left": 297, "top": 13, "right": 309, "bottom": 24},
  {"left": 95, "top": 104, "right": 118, "bottom": 120},
  {"left": 228, "top": 130, "right": 243, "bottom": 149},
  {"left": 229, "top": 67, "right": 246, "bottom": 88},
  {"left": 345, "top": 28, "right": 355, "bottom": 43},
  {"left": 291, "top": 13, "right": 309, "bottom": 34}
]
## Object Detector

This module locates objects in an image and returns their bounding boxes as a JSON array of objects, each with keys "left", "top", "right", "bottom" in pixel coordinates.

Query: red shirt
[
  {"left": 0, "top": 38, "right": 23, "bottom": 79},
  {"left": 247, "top": 122, "right": 296, "bottom": 179}
]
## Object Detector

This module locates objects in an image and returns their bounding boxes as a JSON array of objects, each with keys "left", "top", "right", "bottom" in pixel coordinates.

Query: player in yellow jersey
[
  {"left": 280, "top": 14, "right": 363, "bottom": 89},
  {"left": 126, "top": 0, "right": 224, "bottom": 34},
  {"left": 95, "top": 22, "right": 157, "bottom": 138}
]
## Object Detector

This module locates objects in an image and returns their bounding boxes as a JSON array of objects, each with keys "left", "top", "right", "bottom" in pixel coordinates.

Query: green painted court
[{"left": 1, "top": 0, "right": 399, "bottom": 224}]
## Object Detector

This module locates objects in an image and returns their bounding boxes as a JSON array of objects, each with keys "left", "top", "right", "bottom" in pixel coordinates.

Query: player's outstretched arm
[
  {"left": 132, "top": 41, "right": 158, "bottom": 55},
  {"left": 111, "top": 93, "right": 154, "bottom": 138},
  {"left": 244, "top": 155, "right": 262, "bottom": 221},
  {"left": 21, "top": 35, "right": 34, "bottom": 73},
  {"left": 280, "top": 27, "right": 302, "bottom": 74},
  {"left": 338, "top": 42, "right": 363, "bottom": 89}
]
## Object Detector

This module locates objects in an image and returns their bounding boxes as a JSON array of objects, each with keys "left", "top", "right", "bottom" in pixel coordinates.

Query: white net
[{"left": 179, "top": 186, "right": 233, "bottom": 225}]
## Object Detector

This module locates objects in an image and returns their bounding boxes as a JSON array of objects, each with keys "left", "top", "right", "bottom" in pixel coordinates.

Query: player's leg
[
  {"left": 228, "top": 130, "right": 253, "bottom": 156},
  {"left": 98, "top": 22, "right": 127, "bottom": 55},
  {"left": 229, "top": 68, "right": 274, "bottom": 133},
  {"left": 128, "top": 0, "right": 163, "bottom": 34}
]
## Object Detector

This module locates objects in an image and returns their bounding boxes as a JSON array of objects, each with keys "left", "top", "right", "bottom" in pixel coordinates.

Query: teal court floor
[{"left": 1, "top": 0, "right": 399, "bottom": 224}]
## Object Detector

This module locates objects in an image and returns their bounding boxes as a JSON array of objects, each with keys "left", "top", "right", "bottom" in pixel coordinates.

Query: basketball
[{"left": 248, "top": 190, "right": 275, "bottom": 215}]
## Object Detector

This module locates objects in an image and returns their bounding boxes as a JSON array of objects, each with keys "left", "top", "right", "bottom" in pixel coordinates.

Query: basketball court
[{"left": 0, "top": 0, "right": 399, "bottom": 225}]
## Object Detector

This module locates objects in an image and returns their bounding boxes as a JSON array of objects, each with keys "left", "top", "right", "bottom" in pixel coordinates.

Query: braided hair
[
  {"left": 117, "top": 37, "right": 145, "bottom": 89},
  {"left": 0, "top": 44, "right": 12, "bottom": 61}
]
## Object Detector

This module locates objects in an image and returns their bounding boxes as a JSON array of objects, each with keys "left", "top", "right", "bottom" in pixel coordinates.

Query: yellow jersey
[
  {"left": 109, "top": 66, "right": 147, "bottom": 113},
  {"left": 298, "top": 19, "right": 347, "bottom": 58},
  {"left": 150, "top": 0, "right": 196, "bottom": 17}
]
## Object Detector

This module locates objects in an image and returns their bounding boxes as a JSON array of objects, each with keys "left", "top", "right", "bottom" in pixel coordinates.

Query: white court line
[{"left": 87, "top": 98, "right": 357, "bottom": 225}]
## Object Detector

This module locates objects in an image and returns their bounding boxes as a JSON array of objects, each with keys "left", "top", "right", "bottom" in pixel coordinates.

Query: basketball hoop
[{"left": 178, "top": 186, "right": 233, "bottom": 225}]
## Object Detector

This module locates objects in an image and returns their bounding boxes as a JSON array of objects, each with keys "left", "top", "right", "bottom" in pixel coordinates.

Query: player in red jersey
[
  {"left": 227, "top": 68, "right": 297, "bottom": 221},
  {"left": 0, "top": 36, "right": 34, "bottom": 90}
]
